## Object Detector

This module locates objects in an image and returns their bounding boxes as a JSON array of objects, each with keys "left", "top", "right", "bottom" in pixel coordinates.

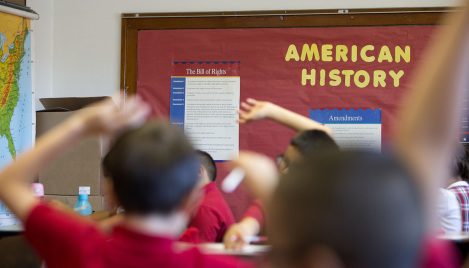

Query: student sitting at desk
[
  {"left": 179, "top": 150, "right": 235, "bottom": 243},
  {"left": 224, "top": 99, "right": 339, "bottom": 249},
  {"left": 0, "top": 97, "right": 253, "bottom": 268}
]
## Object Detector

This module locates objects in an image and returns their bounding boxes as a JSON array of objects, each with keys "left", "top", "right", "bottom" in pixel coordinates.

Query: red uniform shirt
[
  {"left": 24, "top": 203, "right": 252, "bottom": 268},
  {"left": 242, "top": 199, "right": 266, "bottom": 233},
  {"left": 419, "top": 236, "right": 461, "bottom": 268},
  {"left": 180, "top": 182, "right": 235, "bottom": 243}
]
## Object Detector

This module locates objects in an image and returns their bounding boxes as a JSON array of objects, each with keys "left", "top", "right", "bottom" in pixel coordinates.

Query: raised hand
[
  {"left": 237, "top": 98, "right": 333, "bottom": 135},
  {"left": 0, "top": 93, "right": 152, "bottom": 222},
  {"left": 74, "top": 94, "right": 151, "bottom": 137},
  {"left": 237, "top": 98, "right": 274, "bottom": 124}
]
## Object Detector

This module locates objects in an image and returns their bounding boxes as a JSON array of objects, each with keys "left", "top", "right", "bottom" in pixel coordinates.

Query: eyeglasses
[{"left": 276, "top": 154, "right": 284, "bottom": 167}]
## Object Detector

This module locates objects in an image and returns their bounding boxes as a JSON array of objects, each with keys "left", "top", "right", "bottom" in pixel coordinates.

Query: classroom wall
[
  {"left": 28, "top": 0, "right": 460, "bottom": 109},
  {"left": 29, "top": 0, "right": 53, "bottom": 110}
]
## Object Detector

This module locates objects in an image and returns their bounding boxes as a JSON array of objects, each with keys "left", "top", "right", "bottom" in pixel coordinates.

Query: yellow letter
[
  {"left": 378, "top": 46, "right": 393, "bottom": 63},
  {"left": 354, "top": 70, "right": 370, "bottom": 88},
  {"left": 395, "top": 46, "right": 410, "bottom": 63},
  {"left": 336, "top": 45, "right": 348, "bottom": 62},
  {"left": 285, "top": 44, "right": 300, "bottom": 61},
  {"left": 351, "top": 45, "right": 358, "bottom": 62},
  {"left": 373, "top": 70, "right": 386, "bottom": 87},
  {"left": 342, "top": 70, "right": 355, "bottom": 87},
  {"left": 320, "top": 69, "right": 326, "bottom": 86},
  {"left": 360, "top": 45, "right": 375, "bottom": 62},
  {"left": 389, "top": 70, "right": 404, "bottom": 87},
  {"left": 322, "top": 45, "right": 333, "bottom": 62},
  {"left": 302, "top": 69, "right": 316, "bottom": 85},
  {"left": 301, "top": 44, "right": 320, "bottom": 61},
  {"left": 329, "top": 69, "right": 341, "bottom": 86}
]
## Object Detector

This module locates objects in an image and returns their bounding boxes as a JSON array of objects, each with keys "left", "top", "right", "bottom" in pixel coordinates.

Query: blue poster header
[
  {"left": 310, "top": 108, "right": 381, "bottom": 124},
  {"left": 170, "top": 77, "right": 186, "bottom": 129}
]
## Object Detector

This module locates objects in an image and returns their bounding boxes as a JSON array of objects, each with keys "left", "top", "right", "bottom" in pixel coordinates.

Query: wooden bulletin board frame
[{"left": 120, "top": 7, "right": 456, "bottom": 95}]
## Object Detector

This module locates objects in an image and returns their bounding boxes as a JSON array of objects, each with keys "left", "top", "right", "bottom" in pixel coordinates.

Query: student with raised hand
[
  {"left": 0, "top": 96, "right": 254, "bottom": 268},
  {"left": 226, "top": 3, "right": 469, "bottom": 267},
  {"left": 224, "top": 99, "right": 339, "bottom": 249},
  {"left": 237, "top": 99, "right": 332, "bottom": 134},
  {"left": 237, "top": 99, "right": 334, "bottom": 173},
  {"left": 179, "top": 150, "right": 235, "bottom": 243}
]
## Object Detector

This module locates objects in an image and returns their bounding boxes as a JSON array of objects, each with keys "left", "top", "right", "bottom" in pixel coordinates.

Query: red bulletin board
[
  {"left": 122, "top": 9, "right": 453, "bottom": 220},
  {"left": 135, "top": 25, "right": 438, "bottom": 219}
]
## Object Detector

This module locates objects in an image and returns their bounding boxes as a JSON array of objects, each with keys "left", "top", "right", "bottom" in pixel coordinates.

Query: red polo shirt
[
  {"left": 180, "top": 182, "right": 235, "bottom": 243},
  {"left": 242, "top": 199, "right": 266, "bottom": 233},
  {"left": 24, "top": 203, "right": 252, "bottom": 268}
]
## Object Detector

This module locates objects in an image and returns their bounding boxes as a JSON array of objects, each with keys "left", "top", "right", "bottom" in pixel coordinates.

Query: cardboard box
[
  {"left": 37, "top": 97, "right": 111, "bottom": 196},
  {"left": 5, "top": 0, "right": 26, "bottom": 7},
  {"left": 44, "top": 195, "right": 110, "bottom": 212}
]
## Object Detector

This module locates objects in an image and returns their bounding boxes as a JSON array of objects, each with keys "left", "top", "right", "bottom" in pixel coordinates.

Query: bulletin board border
[{"left": 120, "top": 7, "right": 456, "bottom": 95}]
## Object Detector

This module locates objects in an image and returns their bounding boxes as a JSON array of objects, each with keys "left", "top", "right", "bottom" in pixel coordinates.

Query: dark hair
[
  {"left": 290, "top": 130, "right": 339, "bottom": 156},
  {"left": 452, "top": 144, "right": 469, "bottom": 181},
  {"left": 102, "top": 121, "right": 199, "bottom": 215},
  {"left": 271, "top": 151, "right": 424, "bottom": 268},
  {"left": 196, "top": 150, "right": 217, "bottom": 182}
]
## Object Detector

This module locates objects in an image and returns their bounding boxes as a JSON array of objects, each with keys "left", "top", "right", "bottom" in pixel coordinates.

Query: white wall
[
  {"left": 29, "top": 0, "right": 53, "bottom": 109},
  {"left": 28, "top": 0, "right": 461, "bottom": 110}
]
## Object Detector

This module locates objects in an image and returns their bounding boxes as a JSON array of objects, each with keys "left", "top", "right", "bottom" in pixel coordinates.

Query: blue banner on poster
[
  {"left": 170, "top": 77, "right": 186, "bottom": 128},
  {"left": 309, "top": 108, "right": 381, "bottom": 124},
  {"left": 310, "top": 108, "right": 382, "bottom": 151}
]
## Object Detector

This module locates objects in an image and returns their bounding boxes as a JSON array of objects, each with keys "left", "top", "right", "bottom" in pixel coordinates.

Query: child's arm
[
  {"left": 97, "top": 214, "right": 125, "bottom": 233},
  {"left": 237, "top": 98, "right": 333, "bottom": 137},
  {"left": 228, "top": 151, "right": 279, "bottom": 203},
  {"left": 396, "top": 7, "right": 469, "bottom": 208},
  {"left": 223, "top": 217, "right": 261, "bottom": 250},
  {"left": 223, "top": 151, "right": 278, "bottom": 249},
  {"left": 0, "top": 96, "right": 150, "bottom": 222}
]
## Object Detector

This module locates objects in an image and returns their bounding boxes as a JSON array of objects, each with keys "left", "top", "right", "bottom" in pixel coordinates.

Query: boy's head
[
  {"left": 196, "top": 150, "right": 217, "bottom": 182},
  {"left": 279, "top": 130, "right": 339, "bottom": 172},
  {"left": 271, "top": 151, "right": 424, "bottom": 268},
  {"left": 102, "top": 121, "right": 199, "bottom": 215}
]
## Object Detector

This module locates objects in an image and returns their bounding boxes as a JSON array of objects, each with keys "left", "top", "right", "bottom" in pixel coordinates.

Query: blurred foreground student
[
  {"left": 227, "top": 2, "right": 469, "bottom": 267},
  {"left": 0, "top": 97, "right": 253, "bottom": 268},
  {"left": 179, "top": 150, "right": 235, "bottom": 243},
  {"left": 224, "top": 99, "right": 339, "bottom": 249}
]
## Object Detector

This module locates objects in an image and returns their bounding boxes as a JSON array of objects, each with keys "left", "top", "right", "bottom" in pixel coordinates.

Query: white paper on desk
[{"left": 198, "top": 243, "right": 271, "bottom": 256}]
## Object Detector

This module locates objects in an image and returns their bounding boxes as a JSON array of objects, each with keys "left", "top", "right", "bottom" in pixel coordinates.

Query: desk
[
  {"left": 175, "top": 242, "right": 271, "bottom": 257},
  {"left": 0, "top": 235, "right": 41, "bottom": 267},
  {"left": 198, "top": 243, "right": 271, "bottom": 256},
  {"left": 438, "top": 233, "right": 469, "bottom": 241}
]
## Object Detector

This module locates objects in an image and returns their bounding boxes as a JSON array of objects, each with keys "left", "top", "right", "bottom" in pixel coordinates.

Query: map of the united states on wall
[{"left": 0, "top": 12, "right": 33, "bottom": 170}]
